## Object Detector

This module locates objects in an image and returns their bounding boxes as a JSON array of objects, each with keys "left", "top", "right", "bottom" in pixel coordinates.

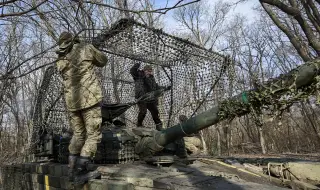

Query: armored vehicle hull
[{"left": 1, "top": 158, "right": 292, "bottom": 190}]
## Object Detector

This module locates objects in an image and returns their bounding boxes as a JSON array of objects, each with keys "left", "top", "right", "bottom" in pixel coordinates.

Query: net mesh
[{"left": 30, "top": 18, "right": 230, "bottom": 152}]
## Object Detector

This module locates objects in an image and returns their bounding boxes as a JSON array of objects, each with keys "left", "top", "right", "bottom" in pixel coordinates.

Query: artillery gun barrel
[{"left": 155, "top": 59, "right": 320, "bottom": 147}]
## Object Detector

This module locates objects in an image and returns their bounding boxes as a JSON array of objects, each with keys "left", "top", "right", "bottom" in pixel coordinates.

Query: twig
[
  {"left": 82, "top": 0, "right": 200, "bottom": 14},
  {"left": 0, "top": 0, "right": 48, "bottom": 18}
]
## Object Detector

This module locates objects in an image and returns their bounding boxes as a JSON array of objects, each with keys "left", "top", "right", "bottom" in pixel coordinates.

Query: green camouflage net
[{"left": 217, "top": 59, "right": 320, "bottom": 122}]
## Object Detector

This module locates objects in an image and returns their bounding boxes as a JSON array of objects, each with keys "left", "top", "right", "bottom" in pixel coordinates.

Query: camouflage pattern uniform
[
  {"left": 177, "top": 115, "right": 203, "bottom": 156},
  {"left": 56, "top": 33, "right": 108, "bottom": 157},
  {"left": 184, "top": 135, "right": 202, "bottom": 155}
]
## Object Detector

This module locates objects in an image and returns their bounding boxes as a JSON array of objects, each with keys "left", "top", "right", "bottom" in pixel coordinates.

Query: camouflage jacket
[
  {"left": 130, "top": 63, "right": 160, "bottom": 99},
  {"left": 56, "top": 43, "right": 108, "bottom": 111}
]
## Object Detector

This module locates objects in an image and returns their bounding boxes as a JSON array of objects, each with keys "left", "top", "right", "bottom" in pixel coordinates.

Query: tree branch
[
  {"left": 0, "top": 0, "right": 47, "bottom": 18},
  {"left": 292, "top": 13, "right": 320, "bottom": 56},
  {"left": 0, "top": 60, "right": 56, "bottom": 80},
  {"left": 261, "top": 3, "right": 311, "bottom": 61},
  {"left": 3, "top": 44, "right": 57, "bottom": 77},
  {"left": 259, "top": 0, "right": 300, "bottom": 16},
  {"left": 287, "top": 0, "right": 297, "bottom": 7},
  {"left": 0, "top": 0, "right": 17, "bottom": 6},
  {"left": 260, "top": 0, "right": 320, "bottom": 57},
  {"left": 307, "top": 0, "right": 320, "bottom": 26},
  {"left": 82, "top": 0, "right": 200, "bottom": 14},
  {"left": 302, "top": 0, "right": 320, "bottom": 35}
]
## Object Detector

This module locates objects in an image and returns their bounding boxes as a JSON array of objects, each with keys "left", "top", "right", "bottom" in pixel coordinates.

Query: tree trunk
[
  {"left": 199, "top": 130, "right": 207, "bottom": 154},
  {"left": 251, "top": 106, "right": 267, "bottom": 154},
  {"left": 300, "top": 102, "right": 320, "bottom": 145},
  {"left": 225, "top": 124, "right": 231, "bottom": 156},
  {"left": 259, "top": 125, "right": 267, "bottom": 154},
  {"left": 217, "top": 128, "right": 221, "bottom": 156}
]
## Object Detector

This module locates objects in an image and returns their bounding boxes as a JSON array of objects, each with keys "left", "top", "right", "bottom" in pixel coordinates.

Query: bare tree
[
  {"left": 172, "top": 0, "right": 234, "bottom": 155},
  {"left": 0, "top": 0, "right": 48, "bottom": 18},
  {"left": 259, "top": 0, "right": 320, "bottom": 61},
  {"left": 173, "top": 0, "right": 231, "bottom": 49}
]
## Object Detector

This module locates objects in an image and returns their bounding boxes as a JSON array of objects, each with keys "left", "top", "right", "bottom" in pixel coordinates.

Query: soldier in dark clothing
[{"left": 130, "top": 62, "right": 163, "bottom": 131}]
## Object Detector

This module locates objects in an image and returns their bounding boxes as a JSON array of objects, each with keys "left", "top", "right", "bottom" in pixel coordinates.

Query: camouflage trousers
[
  {"left": 184, "top": 137, "right": 202, "bottom": 155},
  {"left": 68, "top": 104, "right": 102, "bottom": 157}
]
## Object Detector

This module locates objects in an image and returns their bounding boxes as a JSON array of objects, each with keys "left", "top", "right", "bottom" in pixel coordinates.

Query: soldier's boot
[
  {"left": 73, "top": 156, "right": 101, "bottom": 185},
  {"left": 155, "top": 123, "right": 164, "bottom": 131},
  {"left": 175, "top": 138, "right": 188, "bottom": 159},
  {"left": 68, "top": 154, "right": 79, "bottom": 182}
]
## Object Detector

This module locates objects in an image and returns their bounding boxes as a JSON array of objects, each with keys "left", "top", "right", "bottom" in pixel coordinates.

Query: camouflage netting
[{"left": 30, "top": 18, "right": 230, "bottom": 152}]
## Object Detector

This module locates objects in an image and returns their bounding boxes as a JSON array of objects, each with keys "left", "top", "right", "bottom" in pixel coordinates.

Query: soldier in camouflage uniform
[
  {"left": 56, "top": 31, "right": 108, "bottom": 184},
  {"left": 174, "top": 115, "right": 188, "bottom": 158},
  {"left": 179, "top": 115, "right": 203, "bottom": 155},
  {"left": 130, "top": 63, "right": 164, "bottom": 131}
]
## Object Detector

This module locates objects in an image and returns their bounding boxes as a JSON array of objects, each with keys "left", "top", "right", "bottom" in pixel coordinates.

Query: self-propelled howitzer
[
  {"left": 134, "top": 58, "right": 320, "bottom": 159},
  {"left": 33, "top": 59, "right": 320, "bottom": 164}
]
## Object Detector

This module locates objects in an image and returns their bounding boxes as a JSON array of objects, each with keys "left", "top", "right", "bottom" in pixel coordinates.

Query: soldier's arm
[
  {"left": 88, "top": 44, "right": 108, "bottom": 67},
  {"left": 130, "top": 62, "right": 141, "bottom": 78}
]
